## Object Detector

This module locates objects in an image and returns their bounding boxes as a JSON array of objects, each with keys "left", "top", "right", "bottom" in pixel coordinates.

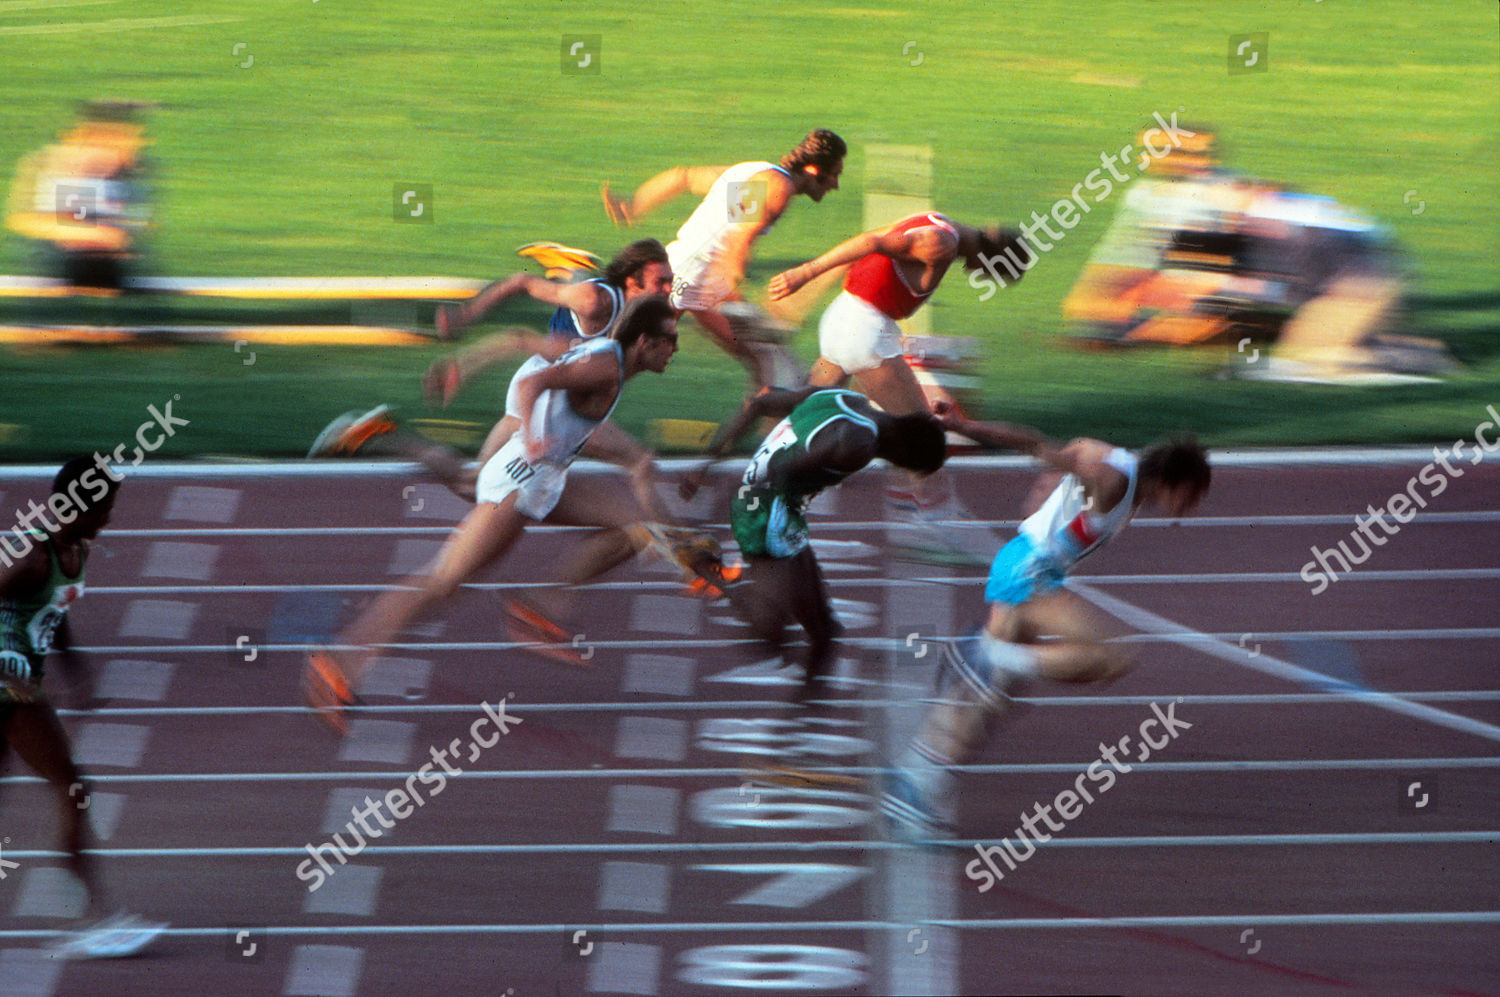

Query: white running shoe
[{"left": 56, "top": 912, "right": 168, "bottom": 959}]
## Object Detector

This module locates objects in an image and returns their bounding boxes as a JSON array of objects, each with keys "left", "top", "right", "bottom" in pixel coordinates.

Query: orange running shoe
[
  {"left": 504, "top": 600, "right": 588, "bottom": 667},
  {"left": 304, "top": 649, "right": 356, "bottom": 735},
  {"left": 307, "top": 405, "right": 397, "bottom": 459}
]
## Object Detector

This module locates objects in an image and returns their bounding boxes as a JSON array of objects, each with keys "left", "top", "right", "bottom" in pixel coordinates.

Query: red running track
[{"left": 0, "top": 454, "right": 1496, "bottom": 997}]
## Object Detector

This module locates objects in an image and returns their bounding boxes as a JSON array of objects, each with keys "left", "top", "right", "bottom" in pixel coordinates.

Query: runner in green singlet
[
  {"left": 681, "top": 388, "right": 947, "bottom": 703},
  {"left": 0, "top": 457, "right": 165, "bottom": 958}
]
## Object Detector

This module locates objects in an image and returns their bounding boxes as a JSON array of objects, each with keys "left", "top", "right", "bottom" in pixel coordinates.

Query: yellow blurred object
[
  {"left": 648, "top": 418, "right": 717, "bottom": 451},
  {"left": 516, "top": 241, "right": 601, "bottom": 280}
]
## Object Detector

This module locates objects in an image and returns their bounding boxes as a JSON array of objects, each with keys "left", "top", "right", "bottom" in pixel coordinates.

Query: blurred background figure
[
  {"left": 1062, "top": 124, "right": 1453, "bottom": 383},
  {"left": 4, "top": 100, "right": 153, "bottom": 289}
]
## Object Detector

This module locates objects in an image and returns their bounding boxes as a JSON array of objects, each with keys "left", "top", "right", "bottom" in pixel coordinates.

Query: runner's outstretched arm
[{"left": 678, "top": 386, "right": 824, "bottom": 499}]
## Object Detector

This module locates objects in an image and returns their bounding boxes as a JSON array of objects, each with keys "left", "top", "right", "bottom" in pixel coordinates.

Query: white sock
[
  {"left": 895, "top": 740, "right": 956, "bottom": 801},
  {"left": 978, "top": 629, "right": 1040, "bottom": 683}
]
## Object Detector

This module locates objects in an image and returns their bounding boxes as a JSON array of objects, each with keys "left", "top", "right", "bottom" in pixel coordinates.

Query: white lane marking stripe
[
  {"left": 73, "top": 567, "right": 1500, "bottom": 597},
  {"left": 64, "top": 627, "right": 1500, "bottom": 658},
  {"left": 0, "top": 910, "right": 1495, "bottom": 940},
  {"left": 66, "top": 510, "right": 1500, "bottom": 538},
  {"left": 0, "top": 447, "right": 1483, "bottom": 480},
  {"left": 5, "top": 756, "right": 1494, "bottom": 788},
  {"left": 1074, "top": 582, "right": 1500, "bottom": 745},
  {"left": 39, "top": 690, "right": 1500, "bottom": 721},
  {"left": 4, "top": 831, "right": 1495, "bottom": 861}
]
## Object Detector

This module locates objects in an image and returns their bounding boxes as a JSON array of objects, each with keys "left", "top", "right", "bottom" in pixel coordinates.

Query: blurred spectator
[
  {"left": 1063, "top": 125, "right": 1452, "bottom": 381},
  {"left": 4, "top": 100, "right": 153, "bottom": 289}
]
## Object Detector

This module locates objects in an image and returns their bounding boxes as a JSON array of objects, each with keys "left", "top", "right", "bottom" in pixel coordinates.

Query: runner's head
[
  {"left": 614, "top": 294, "right": 679, "bottom": 374},
  {"left": 1138, "top": 433, "right": 1211, "bottom": 516},
  {"left": 781, "top": 129, "right": 846, "bottom": 202},
  {"left": 603, "top": 238, "right": 672, "bottom": 299},
  {"left": 876, "top": 413, "right": 947, "bottom": 475},
  {"left": 962, "top": 225, "right": 1027, "bottom": 279},
  {"left": 50, "top": 455, "right": 121, "bottom": 541}
]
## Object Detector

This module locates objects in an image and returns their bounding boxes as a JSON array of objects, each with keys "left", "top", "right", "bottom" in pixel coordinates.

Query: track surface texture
[{"left": 0, "top": 454, "right": 1496, "bottom": 997}]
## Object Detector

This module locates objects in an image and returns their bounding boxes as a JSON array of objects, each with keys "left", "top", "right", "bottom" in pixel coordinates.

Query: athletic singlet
[
  {"left": 732, "top": 390, "right": 879, "bottom": 557},
  {"left": 546, "top": 278, "right": 625, "bottom": 339},
  {"left": 1019, "top": 449, "right": 1139, "bottom": 574},
  {"left": 521, "top": 336, "right": 626, "bottom": 466},
  {"left": 671, "top": 161, "right": 793, "bottom": 262},
  {"left": 844, "top": 212, "right": 958, "bottom": 319},
  {"left": 0, "top": 533, "right": 85, "bottom": 685}
]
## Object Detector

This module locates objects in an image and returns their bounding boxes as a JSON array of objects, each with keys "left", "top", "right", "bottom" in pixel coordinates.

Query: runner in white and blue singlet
[{"left": 882, "top": 415, "right": 1211, "bottom": 839}]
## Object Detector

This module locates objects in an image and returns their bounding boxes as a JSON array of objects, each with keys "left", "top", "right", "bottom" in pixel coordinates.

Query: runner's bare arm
[
  {"left": 580, "top": 422, "right": 672, "bottom": 522},
  {"left": 940, "top": 407, "right": 1058, "bottom": 462},
  {"left": 678, "top": 386, "right": 824, "bottom": 499},
  {"left": 445, "top": 273, "right": 608, "bottom": 333},
  {"left": 609, "top": 164, "right": 732, "bottom": 222},
  {"left": 1037, "top": 439, "right": 1130, "bottom": 513},
  {"left": 768, "top": 223, "right": 907, "bottom": 300},
  {"left": 511, "top": 351, "right": 621, "bottom": 458}
]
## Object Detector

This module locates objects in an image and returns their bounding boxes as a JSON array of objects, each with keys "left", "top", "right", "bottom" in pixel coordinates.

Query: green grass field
[{"left": 0, "top": 0, "right": 1496, "bottom": 460}]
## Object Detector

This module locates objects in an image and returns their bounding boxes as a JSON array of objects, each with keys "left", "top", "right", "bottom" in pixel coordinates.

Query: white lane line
[
  {"left": 63, "top": 626, "right": 1500, "bottom": 657},
  {"left": 39, "top": 689, "right": 1500, "bottom": 721},
  {"left": 5, "top": 756, "right": 1498, "bottom": 788},
  {"left": 72, "top": 566, "right": 1500, "bottom": 597},
  {"left": 0, "top": 448, "right": 1484, "bottom": 480},
  {"left": 1074, "top": 582, "right": 1500, "bottom": 744},
  {"left": 5, "top": 831, "right": 1496, "bottom": 863},
  {"left": 68, "top": 509, "right": 1500, "bottom": 539},
  {"left": 283, "top": 944, "right": 364, "bottom": 997},
  {"left": 0, "top": 910, "right": 1495, "bottom": 941}
]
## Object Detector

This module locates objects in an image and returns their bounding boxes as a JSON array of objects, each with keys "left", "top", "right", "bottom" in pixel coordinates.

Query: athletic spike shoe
[
  {"left": 304, "top": 649, "right": 358, "bottom": 735},
  {"left": 307, "top": 404, "right": 396, "bottom": 459},
  {"left": 880, "top": 768, "right": 953, "bottom": 843},
  {"left": 504, "top": 599, "right": 588, "bottom": 667},
  {"left": 628, "top": 523, "right": 739, "bottom": 600},
  {"left": 517, "top": 241, "right": 601, "bottom": 280},
  {"left": 56, "top": 912, "right": 168, "bottom": 960}
]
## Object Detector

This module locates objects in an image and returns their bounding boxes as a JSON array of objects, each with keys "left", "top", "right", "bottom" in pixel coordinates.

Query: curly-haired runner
[
  {"left": 601, "top": 129, "right": 847, "bottom": 391},
  {"left": 0, "top": 458, "right": 166, "bottom": 957}
]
